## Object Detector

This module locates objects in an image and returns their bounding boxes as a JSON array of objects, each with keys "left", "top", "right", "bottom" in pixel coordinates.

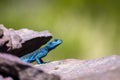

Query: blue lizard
[{"left": 21, "top": 39, "right": 62, "bottom": 64}]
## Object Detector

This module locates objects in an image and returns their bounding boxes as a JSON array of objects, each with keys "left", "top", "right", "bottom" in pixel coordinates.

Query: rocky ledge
[
  {"left": 0, "top": 24, "right": 52, "bottom": 57},
  {"left": 35, "top": 55, "right": 120, "bottom": 80},
  {"left": 0, "top": 53, "right": 120, "bottom": 80}
]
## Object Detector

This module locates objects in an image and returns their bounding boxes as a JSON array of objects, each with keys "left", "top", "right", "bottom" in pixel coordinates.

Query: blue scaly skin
[{"left": 21, "top": 39, "right": 62, "bottom": 64}]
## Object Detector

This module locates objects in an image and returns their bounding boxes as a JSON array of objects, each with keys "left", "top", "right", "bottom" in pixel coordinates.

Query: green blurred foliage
[{"left": 0, "top": 0, "right": 120, "bottom": 61}]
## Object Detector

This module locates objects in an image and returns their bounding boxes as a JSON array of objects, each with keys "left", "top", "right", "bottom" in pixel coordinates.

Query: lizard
[{"left": 20, "top": 39, "right": 62, "bottom": 64}]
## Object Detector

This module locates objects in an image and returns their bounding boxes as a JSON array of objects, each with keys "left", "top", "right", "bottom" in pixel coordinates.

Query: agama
[{"left": 21, "top": 39, "right": 62, "bottom": 64}]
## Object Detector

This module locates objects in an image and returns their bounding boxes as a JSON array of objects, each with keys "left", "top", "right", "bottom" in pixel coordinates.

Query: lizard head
[{"left": 46, "top": 39, "right": 62, "bottom": 51}]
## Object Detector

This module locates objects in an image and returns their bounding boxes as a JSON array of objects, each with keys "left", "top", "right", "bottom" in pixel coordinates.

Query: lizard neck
[
  {"left": 44, "top": 46, "right": 51, "bottom": 52},
  {"left": 45, "top": 46, "right": 54, "bottom": 52}
]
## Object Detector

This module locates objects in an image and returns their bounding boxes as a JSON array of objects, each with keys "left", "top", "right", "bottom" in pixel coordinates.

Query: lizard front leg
[{"left": 35, "top": 57, "right": 44, "bottom": 64}]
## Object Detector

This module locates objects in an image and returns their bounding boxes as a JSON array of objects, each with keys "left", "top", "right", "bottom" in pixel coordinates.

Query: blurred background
[{"left": 0, "top": 0, "right": 120, "bottom": 61}]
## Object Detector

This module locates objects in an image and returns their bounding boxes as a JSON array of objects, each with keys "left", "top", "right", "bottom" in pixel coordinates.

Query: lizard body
[{"left": 21, "top": 39, "right": 62, "bottom": 64}]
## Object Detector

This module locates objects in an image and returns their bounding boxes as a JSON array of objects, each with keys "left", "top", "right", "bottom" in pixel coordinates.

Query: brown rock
[
  {"left": 0, "top": 53, "right": 60, "bottom": 80},
  {"left": 35, "top": 55, "right": 120, "bottom": 80},
  {"left": 0, "top": 24, "right": 52, "bottom": 57}
]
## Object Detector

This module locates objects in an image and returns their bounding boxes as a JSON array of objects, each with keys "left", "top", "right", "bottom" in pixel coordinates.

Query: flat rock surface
[
  {"left": 0, "top": 53, "right": 60, "bottom": 80},
  {"left": 35, "top": 55, "right": 120, "bottom": 80},
  {"left": 0, "top": 24, "right": 52, "bottom": 57}
]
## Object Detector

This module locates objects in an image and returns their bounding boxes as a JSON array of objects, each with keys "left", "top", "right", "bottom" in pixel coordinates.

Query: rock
[
  {"left": 0, "top": 75, "right": 13, "bottom": 80},
  {"left": 0, "top": 25, "right": 12, "bottom": 52},
  {"left": 0, "top": 53, "right": 60, "bottom": 80},
  {"left": 35, "top": 55, "right": 120, "bottom": 80},
  {"left": 0, "top": 24, "right": 52, "bottom": 57}
]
